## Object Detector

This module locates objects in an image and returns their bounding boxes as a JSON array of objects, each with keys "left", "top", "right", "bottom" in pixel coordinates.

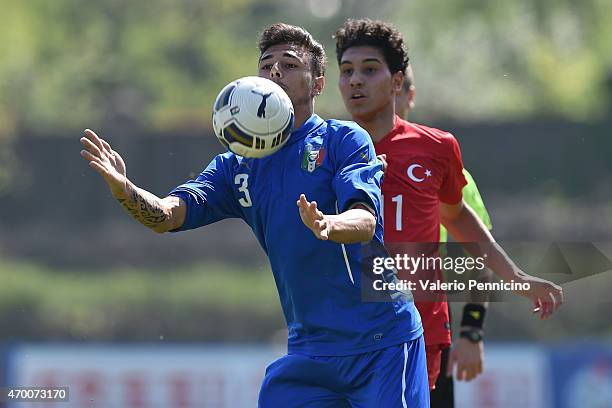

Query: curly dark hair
[
  {"left": 334, "top": 19, "right": 409, "bottom": 74},
  {"left": 258, "top": 23, "right": 326, "bottom": 77}
]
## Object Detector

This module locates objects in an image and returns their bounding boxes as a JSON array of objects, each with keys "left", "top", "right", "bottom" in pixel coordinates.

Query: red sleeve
[{"left": 438, "top": 134, "right": 467, "bottom": 204}]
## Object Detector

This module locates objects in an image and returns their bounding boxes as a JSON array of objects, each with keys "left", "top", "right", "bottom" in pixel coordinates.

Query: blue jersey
[{"left": 170, "top": 114, "right": 422, "bottom": 356}]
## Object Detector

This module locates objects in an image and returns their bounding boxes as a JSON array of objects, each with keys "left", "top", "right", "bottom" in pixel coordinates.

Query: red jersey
[{"left": 374, "top": 116, "right": 467, "bottom": 346}]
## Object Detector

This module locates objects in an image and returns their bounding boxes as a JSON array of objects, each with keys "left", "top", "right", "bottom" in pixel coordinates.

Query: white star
[{"left": 425, "top": 169, "right": 432, "bottom": 177}]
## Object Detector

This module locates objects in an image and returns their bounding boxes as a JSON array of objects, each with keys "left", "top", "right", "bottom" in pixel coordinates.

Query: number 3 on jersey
[
  {"left": 381, "top": 193, "right": 404, "bottom": 231},
  {"left": 234, "top": 174, "right": 252, "bottom": 207}
]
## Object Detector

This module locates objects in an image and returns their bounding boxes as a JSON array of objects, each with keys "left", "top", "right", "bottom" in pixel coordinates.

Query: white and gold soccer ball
[{"left": 212, "top": 76, "right": 294, "bottom": 158}]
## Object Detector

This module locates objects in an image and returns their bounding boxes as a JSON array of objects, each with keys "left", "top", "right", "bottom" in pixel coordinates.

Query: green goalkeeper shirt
[{"left": 440, "top": 168, "right": 492, "bottom": 242}]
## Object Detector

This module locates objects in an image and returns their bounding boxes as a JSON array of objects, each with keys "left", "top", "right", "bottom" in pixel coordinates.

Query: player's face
[
  {"left": 258, "top": 44, "right": 323, "bottom": 112},
  {"left": 338, "top": 46, "right": 402, "bottom": 122}
]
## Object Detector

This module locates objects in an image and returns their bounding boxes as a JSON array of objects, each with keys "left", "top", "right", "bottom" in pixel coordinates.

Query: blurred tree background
[
  {"left": 0, "top": 0, "right": 611, "bottom": 342},
  {"left": 1, "top": 0, "right": 611, "bottom": 136}
]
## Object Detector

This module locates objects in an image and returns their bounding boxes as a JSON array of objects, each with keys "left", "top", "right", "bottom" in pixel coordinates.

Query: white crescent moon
[{"left": 407, "top": 164, "right": 424, "bottom": 182}]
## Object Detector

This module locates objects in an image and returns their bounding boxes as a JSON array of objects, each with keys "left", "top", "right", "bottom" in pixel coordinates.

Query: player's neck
[
  {"left": 293, "top": 101, "right": 315, "bottom": 129},
  {"left": 354, "top": 108, "right": 395, "bottom": 143}
]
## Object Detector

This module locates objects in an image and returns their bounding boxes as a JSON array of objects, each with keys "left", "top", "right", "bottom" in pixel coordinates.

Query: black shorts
[{"left": 429, "top": 346, "right": 455, "bottom": 408}]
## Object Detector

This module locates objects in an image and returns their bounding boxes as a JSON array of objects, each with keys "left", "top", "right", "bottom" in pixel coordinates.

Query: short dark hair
[
  {"left": 334, "top": 19, "right": 409, "bottom": 75},
  {"left": 258, "top": 23, "right": 326, "bottom": 77}
]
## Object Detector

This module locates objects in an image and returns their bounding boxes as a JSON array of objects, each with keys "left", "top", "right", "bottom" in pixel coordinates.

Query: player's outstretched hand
[
  {"left": 515, "top": 273, "right": 563, "bottom": 319},
  {"left": 297, "top": 194, "right": 331, "bottom": 240},
  {"left": 80, "top": 129, "right": 128, "bottom": 199},
  {"left": 446, "top": 338, "right": 484, "bottom": 382}
]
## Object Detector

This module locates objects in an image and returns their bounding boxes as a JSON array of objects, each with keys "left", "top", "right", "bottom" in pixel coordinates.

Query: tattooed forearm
[{"left": 116, "top": 183, "right": 169, "bottom": 231}]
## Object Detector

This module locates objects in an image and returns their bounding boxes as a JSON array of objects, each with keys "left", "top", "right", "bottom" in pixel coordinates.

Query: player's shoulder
[
  {"left": 462, "top": 168, "right": 475, "bottom": 183},
  {"left": 398, "top": 119, "right": 461, "bottom": 158},
  {"left": 401, "top": 118, "right": 456, "bottom": 142},
  {"left": 325, "top": 118, "right": 366, "bottom": 134},
  {"left": 214, "top": 150, "right": 238, "bottom": 165},
  {"left": 324, "top": 118, "right": 370, "bottom": 143},
  {"left": 209, "top": 150, "right": 244, "bottom": 173}
]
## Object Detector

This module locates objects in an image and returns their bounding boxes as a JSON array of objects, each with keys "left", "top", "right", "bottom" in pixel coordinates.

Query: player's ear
[
  {"left": 312, "top": 75, "right": 325, "bottom": 97},
  {"left": 408, "top": 85, "right": 416, "bottom": 110},
  {"left": 392, "top": 71, "right": 404, "bottom": 94}
]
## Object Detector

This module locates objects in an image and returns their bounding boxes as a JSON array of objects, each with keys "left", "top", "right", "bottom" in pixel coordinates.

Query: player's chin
[
  {"left": 346, "top": 97, "right": 371, "bottom": 111},
  {"left": 346, "top": 107, "right": 375, "bottom": 123}
]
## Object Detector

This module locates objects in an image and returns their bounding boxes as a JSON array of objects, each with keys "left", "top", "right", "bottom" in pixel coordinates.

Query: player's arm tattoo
[{"left": 116, "top": 183, "right": 168, "bottom": 230}]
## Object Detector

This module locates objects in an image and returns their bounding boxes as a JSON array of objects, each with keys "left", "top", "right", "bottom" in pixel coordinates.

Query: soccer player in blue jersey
[{"left": 80, "top": 23, "right": 429, "bottom": 407}]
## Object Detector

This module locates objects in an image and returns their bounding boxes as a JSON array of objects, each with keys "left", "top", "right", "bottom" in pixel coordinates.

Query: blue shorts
[{"left": 259, "top": 335, "right": 429, "bottom": 407}]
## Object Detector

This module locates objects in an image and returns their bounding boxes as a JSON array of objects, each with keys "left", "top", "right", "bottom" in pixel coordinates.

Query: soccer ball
[{"left": 212, "top": 76, "right": 294, "bottom": 158}]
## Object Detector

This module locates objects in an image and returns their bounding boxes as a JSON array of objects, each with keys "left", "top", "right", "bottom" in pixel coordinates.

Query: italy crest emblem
[{"left": 301, "top": 143, "right": 326, "bottom": 173}]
